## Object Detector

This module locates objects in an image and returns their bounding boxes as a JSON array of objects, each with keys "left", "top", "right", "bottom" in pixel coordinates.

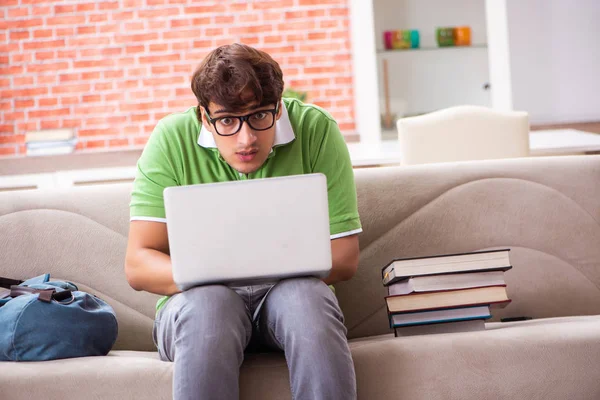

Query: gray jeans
[{"left": 153, "top": 277, "right": 357, "bottom": 400}]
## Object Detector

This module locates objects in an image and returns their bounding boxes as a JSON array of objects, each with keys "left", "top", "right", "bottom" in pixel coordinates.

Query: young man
[{"left": 125, "top": 43, "right": 362, "bottom": 400}]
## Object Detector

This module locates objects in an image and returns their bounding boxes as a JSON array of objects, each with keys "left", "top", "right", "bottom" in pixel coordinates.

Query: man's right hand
[{"left": 124, "top": 220, "right": 181, "bottom": 296}]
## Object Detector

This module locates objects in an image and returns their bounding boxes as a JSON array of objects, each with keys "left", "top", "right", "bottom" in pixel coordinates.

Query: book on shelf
[
  {"left": 25, "top": 129, "right": 74, "bottom": 143},
  {"left": 382, "top": 249, "right": 511, "bottom": 286},
  {"left": 385, "top": 285, "right": 510, "bottom": 314},
  {"left": 390, "top": 305, "right": 491, "bottom": 328},
  {"left": 394, "top": 319, "right": 485, "bottom": 337},
  {"left": 387, "top": 270, "right": 506, "bottom": 296}
]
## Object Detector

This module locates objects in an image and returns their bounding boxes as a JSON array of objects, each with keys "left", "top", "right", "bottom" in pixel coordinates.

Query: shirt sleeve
[
  {"left": 309, "top": 113, "right": 362, "bottom": 239},
  {"left": 129, "top": 123, "right": 179, "bottom": 222}
]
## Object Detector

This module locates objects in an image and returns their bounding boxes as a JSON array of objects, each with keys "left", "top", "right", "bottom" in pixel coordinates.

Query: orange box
[{"left": 454, "top": 26, "right": 471, "bottom": 46}]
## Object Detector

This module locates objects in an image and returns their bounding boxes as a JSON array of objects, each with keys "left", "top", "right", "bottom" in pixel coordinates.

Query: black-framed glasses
[{"left": 205, "top": 104, "right": 279, "bottom": 137}]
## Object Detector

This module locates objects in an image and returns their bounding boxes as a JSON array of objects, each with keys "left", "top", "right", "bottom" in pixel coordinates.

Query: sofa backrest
[{"left": 1, "top": 155, "right": 599, "bottom": 349}]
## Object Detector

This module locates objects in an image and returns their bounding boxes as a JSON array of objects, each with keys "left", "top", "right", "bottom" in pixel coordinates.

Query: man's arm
[
  {"left": 124, "top": 220, "right": 181, "bottom": 296},
  {"left": 323, "top": 234, "right": 360, "bottom": 285}
]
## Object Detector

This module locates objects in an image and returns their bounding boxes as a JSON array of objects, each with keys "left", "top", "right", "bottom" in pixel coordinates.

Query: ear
[
  {"left": 199, "top": 106, "right": 213, "bottom": 132},
  {"left": 275, "top": 100, "right": 283, "bottom": 121}
]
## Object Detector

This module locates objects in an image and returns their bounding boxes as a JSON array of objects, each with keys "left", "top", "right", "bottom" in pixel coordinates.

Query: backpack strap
[
  {"left": 9, "top": 286, "right": 72, "bottom": 303},
  {"left": 0, "top": 277, "right": 24, "bottom": 289}
]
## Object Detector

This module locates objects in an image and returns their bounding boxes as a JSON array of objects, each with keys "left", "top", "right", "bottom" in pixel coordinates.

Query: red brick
[
  {"left": 126, "top": 45, "right": 145, "bottom": 54},
  {"left": 0, "top": 146, "right": 16, "bottom": 155},
  {"left": 10, "top": 31, "right": 30, "bottom": 40},
  {"left": 31, "top": 6, "right": 52, "bottom": 15},
  {"left": 229, "top": 24, "right": 271, "bottom": 35},
  {"left": 163, "top": 30, "right": 202, "bottom": 40},
  {"left": 17, "top": 122, "right": 38, "bottom": 132},
  {"left": 57, "top": 50, "right": 77, "bottom": 59},
  {"left": 36, "top": 75, "right": 56, "bottom": 85},
  {"left": 51, "top": 84, "right": 91, "bottom": 95},
  {"left": 133, "top": 136, "right": 148, "bottom": 146},
  {"left": 170, "top": 19, "right": 191, "bottom": 28},
  {"left": 40, "top": 120, "right": 61, "bottom": 130},
  {"left": 73, "top": 59, "right": 114, "bottom": 69},
  {"left": 308, "top": 32, "right": 327, "bottom": 41},
  {"left": 83, "top": 95, "right": 102, "bottom": 103},
  {"left": 13, "top": 76, "right": 35, "bottom": 86},
  {"left": 105, "top": 93, "right": 123, "bottom": 102},
  {"left": 120, "top": 33, "right": 159, "bottom": 43},
  {"left": 138, "top": 8, "right": 179, "bottom": 18},
  {"left": 205, "top": 28, "right": 224, "bottom": 37},
  {"left": 0, "top": 124, "right": 15, "bottom": 134},
  {"left": 149, "top": 43, "right": 169, "bottom": 52},
  {"left": 187, "top": 5, "right": 226, "bottom": 14},
  {"left": 35, "top": 51, "right": 55, "bottom": 61},
  {"left": 151, "top": 65, "right": 171, "bottom": 74},
  {"left": 79, "top": 128, "right": 113, "bottom": 137},
  {"left": 84, "top": 140, "right": 107, "bottom": 149},
  {"left": 46, "top": 15, "right": 86, "bottom": 26},
  {"left": 307, "top": 9, "right": 326, "bottom": 17},
  {"left": 0, "top": 65, "right": 23, "bottom": 75},
  {"left": 55, "top": 27, "right": 75, "bottom": 36},
  {"left": 69, "top": 36, "right": 111, "bottom": 47},
  {"left": 0, "top": 79, "right": 9, "bottom": 88},
  {"left": 61, "top": 119, "right": 79, "bottom": 129},
  {"left": 2, "top": 112, "right": 25, "bottom": 122},
  {"left": 27, "top": 62, "right": 69, "bottom": 74},
  {"left": 95, "top": 82, "right": 114, "bottom": 91},
  {"left": 23, "top": 39, "right": 65, "bottom": 50},
  {"left": 139, "top": 54, "right": 180, "bottom": 64},
  {"left": 8, "top": 8, "right": 29, "bottom": 18},
  {"left": 27, "top": 108, "right": 70, "bottom": 119},
  {"left": 11, "top": 53, "right": 32, "bottom": 63},
  {"left": 112, "top": 11, "right": 134, "bottom": 21},
  {"left": 124, "top": 21, "right": 145, "bottom": 31},
  {"left": 54, "top": 4, "right": 75, "bottom": 13},
  {"left": 239, "top": 14, "right": 260, "bottom": 23},
  {"left": 131, "top": 113, "right": 149, "bottom": 122},
  {"left": 215, "top": 16, "right": 234, "bottom": 24},
  {"left": 15, "top": 99, "right": 35, "bottom": 108},
  {"left": 61, "top": 96, "right": 80, "bottom": 105},
  {"left": 319, "top": 20, "right": 339, "bottom": 29},
  {"left": 77, "top": 26, "right": 97, "bottom": 35},
  {"left": 76, "top": 3, "right": 97, "bottom": 12},
  {"left": 39, "top": 98, "right": 59, "bottom": 107},
  {"left": 98, "top": 1, "right": 119, "bottom": 10},
  {"left": 0, "top": 133, "right": 23, "bottom": 143},
  {"left": 81, "top": 71, "right": 101, "bottom": 80},
  {"left": 104, "top": 70, "right": 124, "bottom": 79},
  {"left": 109, "top": 138, "right": 129, "bottom": 147},
  {"left": 33, "top": 29, "right": 53, "bottom": 39},
  {"left": 251, "top": 0, "right": 294, "bottom": 10},
  {"left": 228, "top": 3, "right": 248, "bottom": 12},
  {"left": 89, "top": 14, "right": 109, "bottom": 23}
]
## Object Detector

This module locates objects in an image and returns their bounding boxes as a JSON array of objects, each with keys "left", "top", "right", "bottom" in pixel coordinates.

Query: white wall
[
  {"left": 507, "top": 0, "right": 600, "bottom": 124},
  {"left": 373, "top": 0, "right": 491, "bottom": 117}
]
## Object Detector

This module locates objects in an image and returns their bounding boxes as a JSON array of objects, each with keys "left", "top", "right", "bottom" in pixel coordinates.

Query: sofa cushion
[{"left": 2, "top": 316, "right": 599, "bottom": 400}]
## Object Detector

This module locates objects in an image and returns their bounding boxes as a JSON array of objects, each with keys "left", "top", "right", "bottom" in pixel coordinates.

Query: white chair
[{"left": 396, "top": 105, "right": 530, "bottom": 165}]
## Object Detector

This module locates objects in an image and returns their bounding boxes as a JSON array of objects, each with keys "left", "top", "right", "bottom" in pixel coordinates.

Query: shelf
[{"left": 377, "top": 44, "right": 487, "bottom": 54}]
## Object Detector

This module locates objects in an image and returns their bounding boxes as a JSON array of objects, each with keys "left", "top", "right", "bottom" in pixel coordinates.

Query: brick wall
[{"left": 0, "top": 0, "right": 356, "bottom": 158}]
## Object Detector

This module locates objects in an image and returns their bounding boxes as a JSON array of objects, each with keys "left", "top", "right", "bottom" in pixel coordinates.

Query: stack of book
[
  {"left": 382, "top": 249, "right": 512, "bottom": 337},
  {"left": 25, "top": 129, "right": 77, "bottom": 156}
]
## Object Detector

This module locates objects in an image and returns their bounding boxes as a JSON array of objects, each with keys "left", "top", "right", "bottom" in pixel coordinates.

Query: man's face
[{"left": 201, "top": 101, "right": 282, "bottom": 175}]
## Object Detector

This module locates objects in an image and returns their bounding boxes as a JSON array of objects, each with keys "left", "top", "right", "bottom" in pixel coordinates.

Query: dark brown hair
[{"left": 191, "top": 43, "right": 284, "bottom": 116}]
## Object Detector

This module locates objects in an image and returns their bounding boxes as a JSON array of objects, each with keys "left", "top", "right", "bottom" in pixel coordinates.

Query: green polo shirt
[{"left": 130, "top": 98, "right": 362, "bottom": 312}]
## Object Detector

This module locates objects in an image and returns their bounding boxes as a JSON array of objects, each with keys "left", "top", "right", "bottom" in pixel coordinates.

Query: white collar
[{"left": 197, "top": 101, "right": 295, "bottom": 149}]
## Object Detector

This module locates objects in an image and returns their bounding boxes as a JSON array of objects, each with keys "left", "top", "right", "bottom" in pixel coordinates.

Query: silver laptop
[{"left": 163, "top": 173, "right": 332, "bottom": 290}]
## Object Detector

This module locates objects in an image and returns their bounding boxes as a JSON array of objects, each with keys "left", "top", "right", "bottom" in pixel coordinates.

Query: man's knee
[{"left": 267, "top": 277, "right": 345, "bottom": 327}]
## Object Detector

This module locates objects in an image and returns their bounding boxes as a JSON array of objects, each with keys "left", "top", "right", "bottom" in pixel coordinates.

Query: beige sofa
[{"left": 1, "top": 155, "right": 600, "bottom": 399}]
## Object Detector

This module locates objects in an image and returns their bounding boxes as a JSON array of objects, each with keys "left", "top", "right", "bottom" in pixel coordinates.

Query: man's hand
[
  {"left": 323, "top": 234, "right": 360, "bottom": 285},
  {"left": 124, "top": 221, "right": 181, "bottom": 296}
]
